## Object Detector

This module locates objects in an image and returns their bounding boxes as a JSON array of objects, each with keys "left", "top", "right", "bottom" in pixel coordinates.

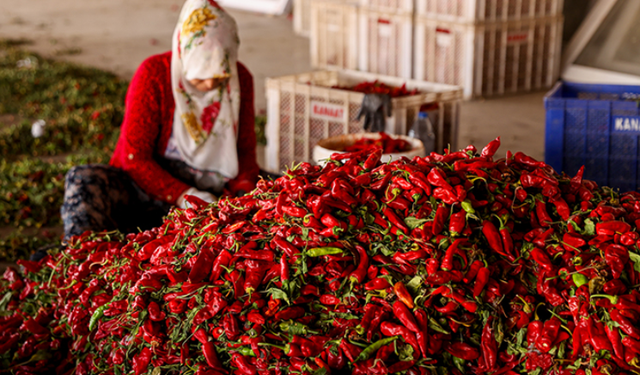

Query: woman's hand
[
  {"left": 188, "top": 76, "right": 230, "bottom": 92},
  {"left": 177, "top": 187, "right": 216, "bottom": 209}
]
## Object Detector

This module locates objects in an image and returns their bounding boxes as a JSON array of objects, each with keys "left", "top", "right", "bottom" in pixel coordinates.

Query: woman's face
[{"left": 188, "top": 76, "right": 229, "bottom": 92}]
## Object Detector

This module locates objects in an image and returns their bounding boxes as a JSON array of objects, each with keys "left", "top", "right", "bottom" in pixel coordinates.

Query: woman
[{"left": 61, "top": 0, "right": 259, "bottom": 239}]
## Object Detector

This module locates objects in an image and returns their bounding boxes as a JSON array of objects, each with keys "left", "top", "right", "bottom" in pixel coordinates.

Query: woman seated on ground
[{"left": 61, "top": 0, "right": 259, "bottom": 240}]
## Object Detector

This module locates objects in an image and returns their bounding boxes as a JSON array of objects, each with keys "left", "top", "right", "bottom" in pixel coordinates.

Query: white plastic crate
[
  {"left": 359, "top": 0, "right": 414, "bottom": 14},
  {"left": 416, "top": 0, "right": 564, "bottom": 23},
  {"left": 310, "top": 0, "right": 359, "bottom": 70},
  {"left": 294, "top": 0, "right": 312, "bottom": 37},
  {"left": 359, "top": 9, "right": 414, "bottom": 79},
  {"left": 265, "top": 70, "right": 463, "bottom": 174},
  {"left": 413, "top": 16, "right": 563, "bottom": 99}
]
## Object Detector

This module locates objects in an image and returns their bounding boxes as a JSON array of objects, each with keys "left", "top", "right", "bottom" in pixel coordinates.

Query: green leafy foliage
[{"left": 0, "top": 39, "right": 128, "bottom": 261}]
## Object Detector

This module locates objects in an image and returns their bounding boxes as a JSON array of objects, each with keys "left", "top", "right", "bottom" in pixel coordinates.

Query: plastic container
[
  {"left": 313, "top": 133, "right": 425, "bottom": 166},
  {"left": 359, "top": 8, "right": 414, "bottom": 79},
  {"left": 310, "top": 0, "right": 359, "bottom": 70},
  {"left": 413, "top": 15, "right": 563, "bottom": 99},
  {"left": 408, "top": 112, "right": 436, "bottom": 155},
  {"left": 545, "top": 81, "right": 640, "bottom": 192},
  {"left": 265, "top": 69, "right": 463, "bottom": 174},
  {"left": 416, "top": 0, "right": 563, "bottom": 23},
  {"left": 294, "top": 0, "right": 312, "bottom": 37}
]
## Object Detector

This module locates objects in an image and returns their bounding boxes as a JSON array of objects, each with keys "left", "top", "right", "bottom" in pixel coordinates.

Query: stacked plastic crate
[
  {"left": 358, "top": 0, "right": 414, "bottom": 79},
  {"left": 413, "top": 0, "right": 564, "bottom": 99},
  {"left": 309, "top": 0, "right": 360, "bottom": 70},
  {"left": 294, "top": 0, "right": 312, "bottom": 37},
  {"left": 309, "top": 0, "right": 414, "bottom": 78}
]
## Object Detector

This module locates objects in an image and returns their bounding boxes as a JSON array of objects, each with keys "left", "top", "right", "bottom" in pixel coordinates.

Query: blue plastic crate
[{"left": 545, "top": 81, "right": 640, "bottom": 192}]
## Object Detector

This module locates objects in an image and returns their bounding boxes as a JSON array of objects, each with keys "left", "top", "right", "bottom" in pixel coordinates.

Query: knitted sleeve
[
  {"left": 226, "top": 62, "right": 260, "bottom": 195},
  {"left": 110, "top": 54, "right": 190, "bottom": 204}
]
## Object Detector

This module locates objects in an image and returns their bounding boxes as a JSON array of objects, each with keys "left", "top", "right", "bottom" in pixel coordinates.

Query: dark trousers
[{"left": 60, "top": 165, "right": 171, "bottom": 239}]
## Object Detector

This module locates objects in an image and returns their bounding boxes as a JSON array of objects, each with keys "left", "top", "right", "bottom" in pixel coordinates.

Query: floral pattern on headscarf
[{"left": 170, "top": 0, "right": 241, "bottom": 178}]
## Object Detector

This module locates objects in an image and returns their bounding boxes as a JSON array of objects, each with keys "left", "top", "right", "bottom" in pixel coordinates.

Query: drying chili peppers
[
  {"left": 343, "top": 132, "right": 413, "bottom": 154},
  {"left": 333, "top": 80, "right": 418, "bottom": 97},
  {"left": 3, "top": 137, "right": 640, "bottom": 375}
]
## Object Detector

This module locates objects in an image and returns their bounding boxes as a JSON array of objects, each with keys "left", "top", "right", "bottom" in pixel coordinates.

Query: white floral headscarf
[{"left": 171, "top": 0, "right": 241, "bottom": 178}]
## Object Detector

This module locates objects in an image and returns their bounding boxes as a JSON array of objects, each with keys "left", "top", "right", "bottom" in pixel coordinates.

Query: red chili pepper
[
  {"left": 535, "top": 317, "right": 561, "bottom": 353},
  {"left": 611, "top": 309, "right": 640, "bottom": 339},
  {"left": 274, "top": 306, "right": 305, "bottom": 321},
  {"left": 339, "top": 340, "right": 363, "bottom": 363},
  {"left": 527, "top": 320, "right": 543, "bottom": 346},
  {"left": 408, "top": 172, "right": 432, "bottom": 195},
  {"left": 349, "top": 245, "right": 369, "bottom": 285},
  {"left": 482, "top": 220, "right": 508, "bottom": 258},
  {"left": 441, "top": 239, "right": 463, "bottom": 272},
  {"left": 596, "top": 221, "right": 631, "bottom": 236},
  {"left": 449, "top": 210, "right": 466, "bottom": 236},
  {"left": 446, "top": 342, "right": 480, "bottom": 361},
  {"left": 210, "top": 249, "right": 232, "bottom": 281},
  {"left": 272, "top": 238, "right": 299, "bottom": 257},
  {"left": 514, "top": 151, "right": 547, "bottom": 169},
  {"left": 551, "top": 197, "right": 571, "bottom": 221},
  {"left": 605, "top": 244, "right": 630, "bottom": 279},
  {"left": 473, "top": 267, "right": 490, "bottom": 298},
  {"left": 432, "top": 205, "right": 450, "bottom": 236},
  {"left": 605, "top": 324, "right": 626, "bottom": 360},
  {"left": 427, "top": 167, "right": 453, "bottom": 191},
  {"left": 480, "top": 317, "right": 498, "bottom": 371},
  {"left": 445, "top": 289, "right": 477, "bottom": 313},
  {"left": 480, "top": 137, "right": 501, "bottom": 160},
  {"left": 382, "top": 206, "right": 409, "bottom": 233},
  {"left": 530, "top": 247, "right": 554, "bottom": 274},
  {"left": 392, "top": 301, "right": 420, "bottom": 333},
  {"left": 132, "top": 347, "right": 153, "bottom": 375},
  {"left": 281, "top": 205, "right": 307, "bottom": 218},
  {"left": 363, "top": 148, "right": 383, "bottom": 170},
  {"left": 587, "top": 316, "right": 614, "bottom": 353},
  {"left": 535, "top": 199, "right": 553, "bottom": 227},
  {"left": 622, "top": 336, "right": 640, "bottom": 355},
  {"left": 393, "top": 281, "right": 414, "bottom": 309},
  {"left": 380, "top": 321, "right": 420, "bottom": 354}
]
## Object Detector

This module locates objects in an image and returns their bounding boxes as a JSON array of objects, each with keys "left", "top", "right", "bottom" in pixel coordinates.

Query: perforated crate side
[
  {"left": 544, "top": 82, "right": 640, "bottom": 192},
  {"left": 413, "top": 19, "right": 477, "bottom": 99},
  {"left": 294, "top": 0, "right": 312, "bottom": 37},
  {"left": 416, "top": 0, "right": 563, "bottom": 23},
  {"left": 310, "top": 0, "right": 359, "bottom": 70},
  {"left": 358, "top": 9, "right": 413, "bottom": 79},
  {"left": 414, "top": 16, "right": 562, "bottom": 99}
]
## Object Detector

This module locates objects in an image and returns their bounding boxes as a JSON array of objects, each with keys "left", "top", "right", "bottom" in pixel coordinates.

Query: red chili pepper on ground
[
  {"left": 536, "top": 317, "right": 561, "bottom": 353},
  {"left": 393, "top": 282, "right": 414, "bottom": 309},
  {"left": 432, "top": 205, "right": 450, "bottom": 236},
  {"left": 446, "top": 342, "right": 480, "bottom": 361},
  {"left": 393, "top": 301, "right": 420, "bottom": 333},
  {"left": 480, "top": 137, "right": 500, "bottom": 160},
  {"left": 349, "top": 245, "right": 369, "bottom": 285},
  {"left": 473, "top": 267, "right": 490, "bottom": 298},
  {"left": 482, "top": 220, "right": 508, "bottom": 258}
]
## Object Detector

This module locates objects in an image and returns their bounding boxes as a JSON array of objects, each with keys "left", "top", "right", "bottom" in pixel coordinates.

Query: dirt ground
[{"left": 0, "top": 0, "right": 548, "bottom": 162}]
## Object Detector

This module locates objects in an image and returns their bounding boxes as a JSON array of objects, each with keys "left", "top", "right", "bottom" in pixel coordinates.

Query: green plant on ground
[{"left": 0, "top": 39, "right": 127, "bottom": 261}]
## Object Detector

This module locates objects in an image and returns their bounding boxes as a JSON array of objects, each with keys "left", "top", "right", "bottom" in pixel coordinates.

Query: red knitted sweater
[{"left": 110, "top": 51, "right": 259, "bottom": 205}]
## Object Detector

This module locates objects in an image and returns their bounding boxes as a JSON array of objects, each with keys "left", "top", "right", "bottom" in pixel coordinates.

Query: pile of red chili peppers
[
  {"left": 333, "top": 81, "right": 418, "bottom": 98},
  {"left": 344, "top": 132, "right": 412, "bottom": 154},
  {"left": 4, "top": 137, "right": 640, "bottom": 375}
]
